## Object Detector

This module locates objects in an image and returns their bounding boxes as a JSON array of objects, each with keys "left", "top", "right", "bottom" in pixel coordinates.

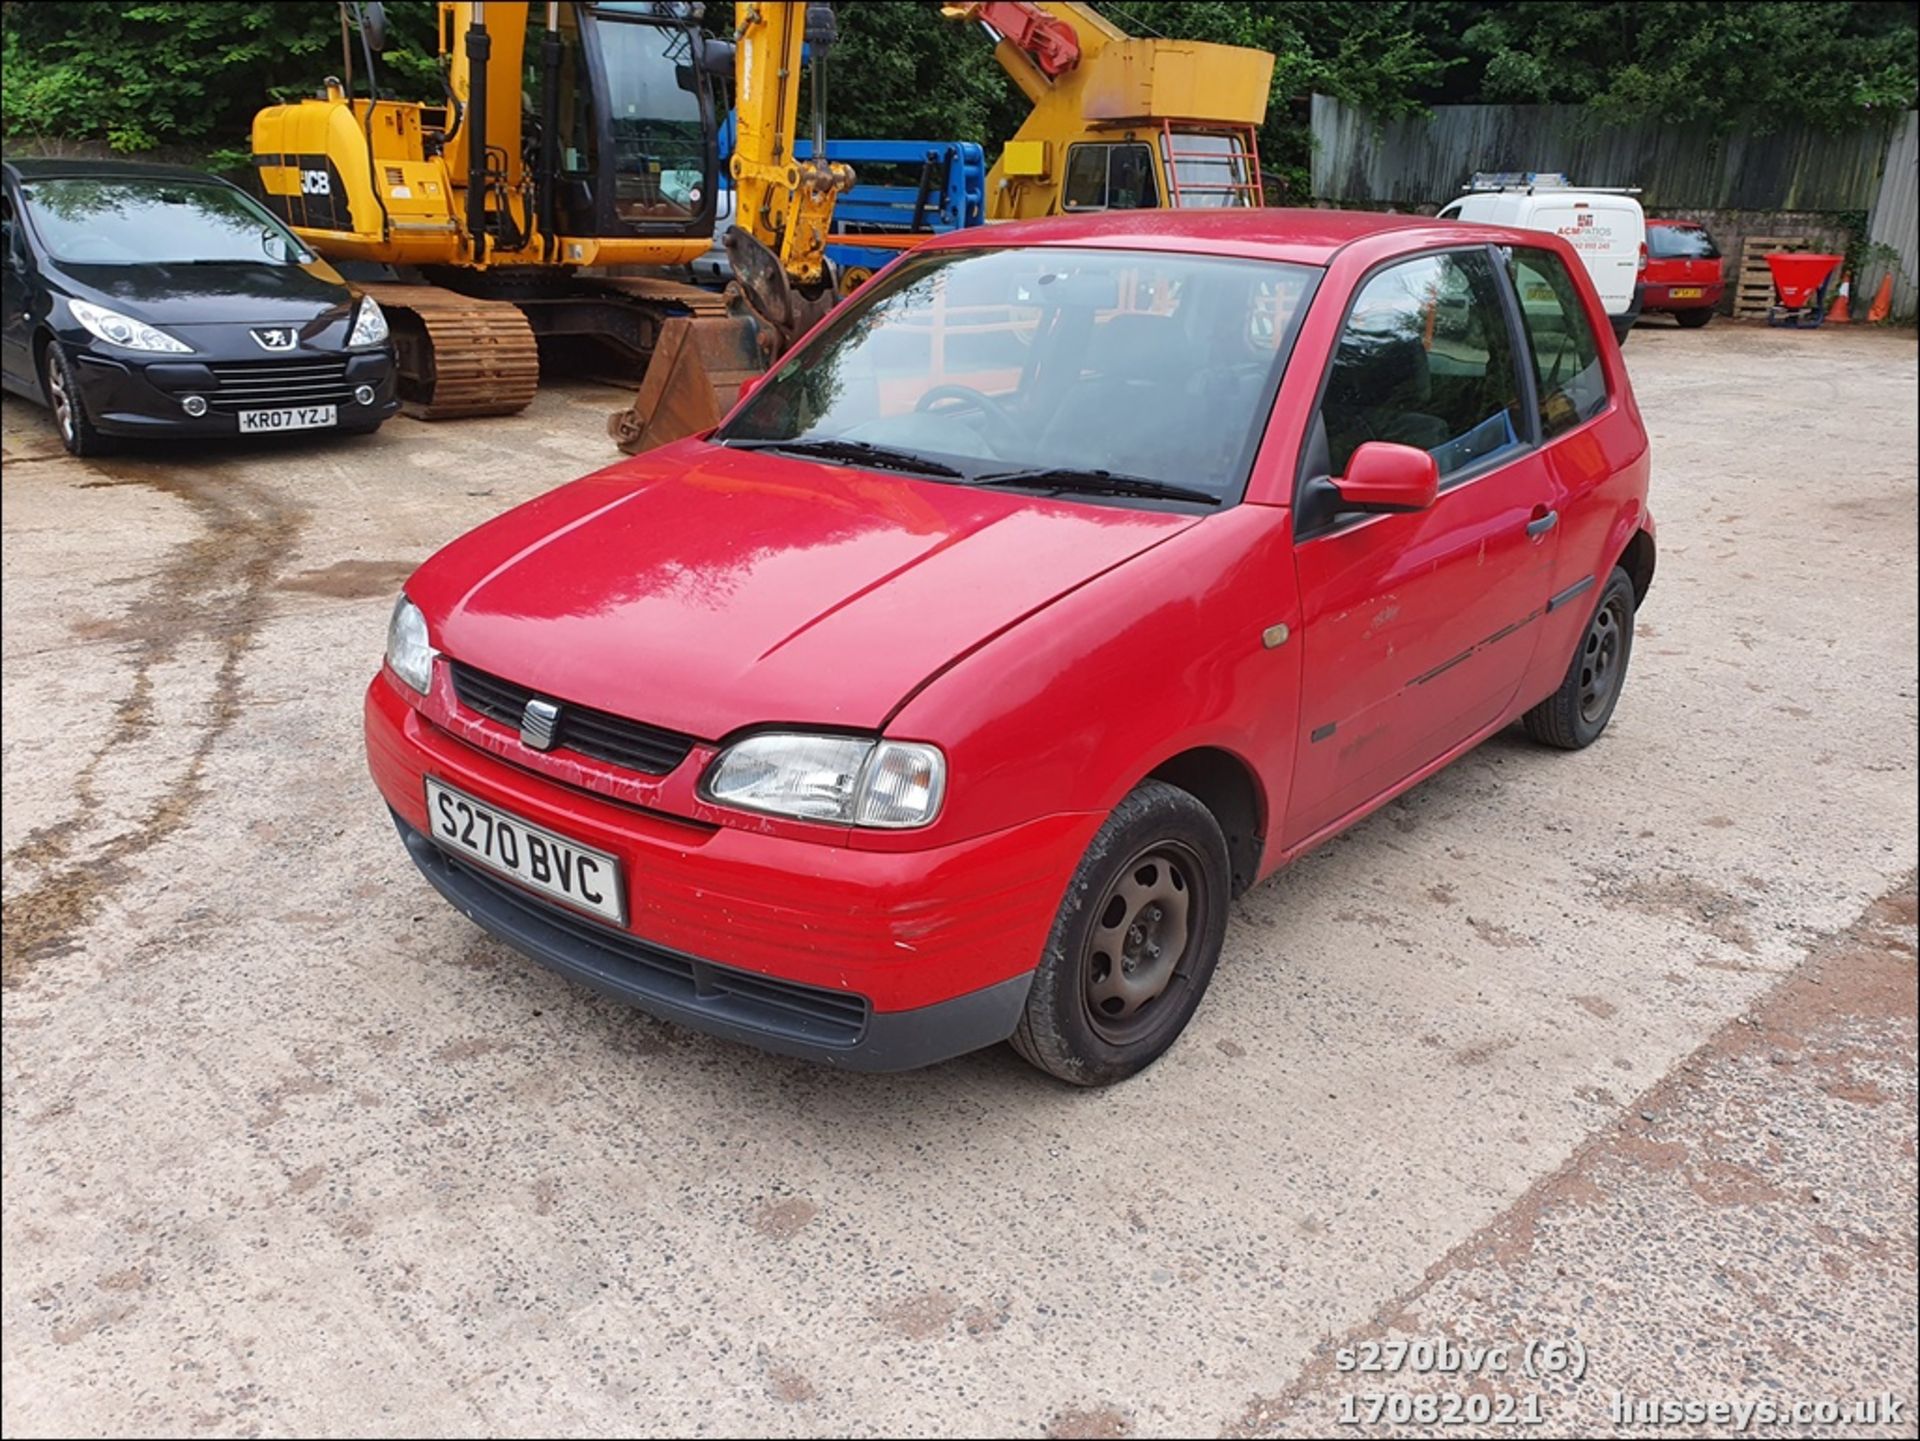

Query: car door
[
  {"left": 1282, "top": 246, "right": 1560, "bottom": 847},
  {"left": 0, "top": 185, "right": 33, "bottom": 390}
]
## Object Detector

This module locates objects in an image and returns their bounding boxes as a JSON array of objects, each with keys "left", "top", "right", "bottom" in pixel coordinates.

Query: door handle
[{"left": 1526, "top": 508, "right": 1559, "bottom": 539}]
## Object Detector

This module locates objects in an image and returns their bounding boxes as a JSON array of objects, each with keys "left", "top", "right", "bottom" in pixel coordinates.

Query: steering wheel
[{"left": 915, "top": 383, "right": 1018, "bottom": 439}]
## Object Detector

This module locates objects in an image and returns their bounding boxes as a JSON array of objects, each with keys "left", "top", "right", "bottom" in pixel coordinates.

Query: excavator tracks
[{"left": 362, "top": 283, "right": 541, "bottom": 421}]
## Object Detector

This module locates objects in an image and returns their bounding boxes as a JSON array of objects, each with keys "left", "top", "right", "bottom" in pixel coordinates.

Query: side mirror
[
  {"left": 1333, "top": 441, "right": 1438, "bottom": 514},
  {"left": 362, "top": 2, "right": 388, "bottom": 52}
]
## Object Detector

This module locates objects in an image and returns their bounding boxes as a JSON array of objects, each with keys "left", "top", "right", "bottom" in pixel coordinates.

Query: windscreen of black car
[
  {"left": 1648, "top": 225, "right": 1720, "bottom": 260},
  {"left": 20, "top": 178, "right": 308, "bottom": 265},
  {"left": 717, "top": 247, "right": 1319, "bottom": 502}
]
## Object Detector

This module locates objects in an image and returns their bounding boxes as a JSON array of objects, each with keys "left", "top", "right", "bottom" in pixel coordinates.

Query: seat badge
[{"left": 520, "top": 698, "right": 561, "bottom": 751}]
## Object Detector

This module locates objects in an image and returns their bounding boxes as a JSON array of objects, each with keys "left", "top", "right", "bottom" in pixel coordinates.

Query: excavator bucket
[
  {"left": 606, "top": 312, "right": 765, "bottom": 455},
  {"left": 607, "top": 229, "right": 841, "bottom": 456}
]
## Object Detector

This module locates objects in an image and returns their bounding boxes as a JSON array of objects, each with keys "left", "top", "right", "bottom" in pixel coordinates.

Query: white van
[{"left": 1438, "top": 177, "right": 1646, "bottom": 343}]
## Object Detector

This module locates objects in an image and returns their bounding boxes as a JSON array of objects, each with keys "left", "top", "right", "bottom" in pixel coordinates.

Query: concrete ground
[{"left": 2, "top": 322, "right": 1915, "bottom": 1439}]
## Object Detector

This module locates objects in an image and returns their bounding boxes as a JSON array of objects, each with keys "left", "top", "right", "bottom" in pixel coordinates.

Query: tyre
[
  {"left": 1674, "top": 308, "right": 1713, "bottom": 329},
  {"left": 1612, "top": 322, "right": 1633, "bottom": 347},
  {"left": 42, "top": 344, "right": 114, "bottom": 457},
  {"left": 1523, "top": 567, "right": 1636, "bottom": 750},
  {"left": 1011, "top": 779, "right": 1230, "bottom": 1086}
]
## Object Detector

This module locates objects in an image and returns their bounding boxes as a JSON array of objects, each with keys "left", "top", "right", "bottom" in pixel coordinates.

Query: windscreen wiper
[
  {"left": 969, "top": 467, "right": 1221, "bottom": 506},
  {"left": 722, "top": 437, "right": 965, "bottom": 478}
]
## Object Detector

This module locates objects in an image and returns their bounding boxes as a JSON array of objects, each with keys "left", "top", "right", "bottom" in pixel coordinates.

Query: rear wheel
[
  {"left": 1523, "top": 567, "right": 1636, "bottom": 750},
  {"left": 1011, "top": 780, "right": 1230, "bottom": 1086},
  {"left": 42, "top": 344, "right": 113, "bottom": 457},
  {"left": 1674, "top": 308, "right": 1714, "bottom": 329}
]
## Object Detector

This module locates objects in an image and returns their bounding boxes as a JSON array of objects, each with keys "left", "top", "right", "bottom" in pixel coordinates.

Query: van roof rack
[{"left": 1462, "top": 171, "right": 1642, "bottom": 195}]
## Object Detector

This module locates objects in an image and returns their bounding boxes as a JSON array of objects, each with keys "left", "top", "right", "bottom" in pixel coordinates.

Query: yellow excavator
[{"left": 253, "top": 2, "right": 851, "bottom": 449}]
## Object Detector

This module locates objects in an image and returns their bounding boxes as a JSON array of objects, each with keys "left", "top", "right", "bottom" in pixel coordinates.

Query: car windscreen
[
  {"left": 1648, "top": 225, "right": 1719, "bottom": 260},
  {"left": 716, "top": 246, "right": 1319, "bottom": 504},
  {"left": 19, "top": 178, "right": 311, "bottom": 266}
]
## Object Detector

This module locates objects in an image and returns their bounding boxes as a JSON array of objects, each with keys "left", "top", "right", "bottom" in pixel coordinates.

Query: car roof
[
  {"left": 910, "top": 207, "right": 1518, "bottom": 267},
  {"left": 4, "top": 157, "right": 231, "bottom": 185}
]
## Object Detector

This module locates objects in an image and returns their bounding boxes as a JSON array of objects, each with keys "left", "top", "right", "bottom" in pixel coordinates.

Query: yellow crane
[
  {"left": 942, "top": 1, "right": 1275, "bottom": 217},
  {"left": 253, "top": 2, "right": 850, "bottom": 448}
]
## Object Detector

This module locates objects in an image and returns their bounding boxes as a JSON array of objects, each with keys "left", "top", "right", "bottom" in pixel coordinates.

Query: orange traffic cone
[
  {"left": 1828, "top": 274, "right": 1852, "bottom": 323},
  {"left": 1868, "top": 271, "right": 1894, "bottom": 323}
]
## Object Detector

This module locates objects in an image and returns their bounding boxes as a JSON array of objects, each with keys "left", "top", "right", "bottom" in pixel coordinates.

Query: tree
[
  {"left": 3, "top": 2, "right": 1913, "bottom": 176},
  {"left": 0, "top": 1, "right": 439, "bottom": 164}
]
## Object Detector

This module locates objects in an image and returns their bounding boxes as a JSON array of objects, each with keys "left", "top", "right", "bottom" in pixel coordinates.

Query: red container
[{"left": 1766, "top": 252, "right": 1842, "bottom": 310}]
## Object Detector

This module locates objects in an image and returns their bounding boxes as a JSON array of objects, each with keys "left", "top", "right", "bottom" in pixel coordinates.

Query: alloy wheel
[{"left": 47, "top": 353, "right": 74, "bottom": 444}]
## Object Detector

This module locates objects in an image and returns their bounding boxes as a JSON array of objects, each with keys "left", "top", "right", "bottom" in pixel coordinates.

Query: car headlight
[
  {"left": 348, "top": 296, "right": 389, "bottom": 349},
  {"left": 703, "top": 733, "right": 945, "bottom": 828},
  {"left": 385, "top": 594, "right": 436, "bottom": 695},
  {"left": 67, "top": 298, "right": 191, "bottom": 354}
]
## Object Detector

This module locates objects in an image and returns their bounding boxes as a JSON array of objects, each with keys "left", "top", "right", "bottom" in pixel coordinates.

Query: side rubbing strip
[
  {"left": 1547, "top": 575, "right": 1597, "bottom": 613},
  {"left": 1310, "top": 722, "right": 1337, "bottom": 743}
]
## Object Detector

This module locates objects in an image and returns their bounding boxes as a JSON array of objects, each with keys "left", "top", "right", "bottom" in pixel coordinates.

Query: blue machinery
[{"left": 713, "top": 116, "right": 987, "bottom": 290}]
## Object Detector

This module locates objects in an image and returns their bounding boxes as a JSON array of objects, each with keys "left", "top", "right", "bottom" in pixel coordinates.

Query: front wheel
[
  {"left": 1011, "top": 780, "right": 1230, "bottom": 1086},
  {"left": 42, "top": 344, "right": 114, "bottom": 457},
  {"left": 1523, "top": 567, "right": 1636, "bottom": 750}
]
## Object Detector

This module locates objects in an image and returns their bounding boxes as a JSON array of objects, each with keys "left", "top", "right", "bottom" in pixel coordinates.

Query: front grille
[
  {"left": 450, "top": 661, "right": 698, "bottom": 776},
  {"left": 204, "top": 357, "right": 357, "bottom": 414},
  {"left": 437, "top": 843, "right": 871, "bottom": 1047}
]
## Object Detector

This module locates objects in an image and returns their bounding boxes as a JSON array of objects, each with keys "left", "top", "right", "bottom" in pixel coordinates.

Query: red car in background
[
  {"left": 367, "top": 210, "right": 1656, "bottom": 1085},
  {"left": 1642, "top": 218, "right": 1725, "bottom": 326}
]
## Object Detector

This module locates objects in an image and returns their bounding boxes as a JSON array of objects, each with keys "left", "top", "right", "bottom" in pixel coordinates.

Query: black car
[{"left": 1, "top": 159, "right": 397, "bottom": 456}]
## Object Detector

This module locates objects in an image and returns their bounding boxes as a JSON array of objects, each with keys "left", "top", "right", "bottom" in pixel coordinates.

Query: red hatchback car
[
  {"left": 367, "top": 210, "right": 1654, "bottom": 1085},
  {"left": 1642, "top": 218, "right": 1725, "bottom": 326}
]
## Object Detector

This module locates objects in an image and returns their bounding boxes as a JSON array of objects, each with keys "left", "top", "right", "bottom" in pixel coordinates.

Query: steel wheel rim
[
  {"left": 47, "top": 356, "right": 74, "bottom": 443},
  {"left": 1579, "top": 593, "right": 1628, "bottom": 724},
  {"left": 1080, "top": 840, "right": 1208, "bottom": 1044}
]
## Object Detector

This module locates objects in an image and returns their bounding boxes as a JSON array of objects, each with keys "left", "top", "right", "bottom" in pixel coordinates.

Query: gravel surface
[{"left": 3, "top": 320, "right": 1915, "bottom": 1437}]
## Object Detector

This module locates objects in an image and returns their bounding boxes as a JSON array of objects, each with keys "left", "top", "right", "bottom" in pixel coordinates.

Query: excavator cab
[
  {"left": 256, "top": 3, "right": 720, "bottom": 266},
  {"left": 528, "top": 3, "right": 720, "bottom": 246}
]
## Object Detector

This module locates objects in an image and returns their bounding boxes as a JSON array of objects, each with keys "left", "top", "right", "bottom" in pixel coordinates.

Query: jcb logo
[{"left": 301, "top": 169, "right": 331, "bottom": 196}]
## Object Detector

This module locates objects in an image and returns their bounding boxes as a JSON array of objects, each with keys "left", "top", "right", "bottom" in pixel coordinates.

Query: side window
[
  {"left": 1062, "top": 145, "right": 1108, "bottom": 210},
  {"left": 1061, "top": 143, "right": 1158, "bottom": 212},
  {"left": 1506, "top": 248, "right": 1606, "bottom": 439},
  {"left": 1106, "top": 144, "right": 1156, "bottom": 210},
  {"left": 1318, "top": 249, "right": 1525, "bottom": 481}
]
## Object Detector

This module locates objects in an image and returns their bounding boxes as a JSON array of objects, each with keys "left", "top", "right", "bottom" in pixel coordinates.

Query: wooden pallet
[{"left": 1734, "top": 235, "right": 1811, "bottom": 319}]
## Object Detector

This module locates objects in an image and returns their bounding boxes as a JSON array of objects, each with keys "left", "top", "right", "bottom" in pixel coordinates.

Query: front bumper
[
  {"left": 367, "top": 675, "right": 1094, "bottom": 1068},
  {"left": 66, "top": 343, "right": 397, "bottom": 437},
  {"left": 394, "top": 813, "right": 1033, "bottom": 1069}
]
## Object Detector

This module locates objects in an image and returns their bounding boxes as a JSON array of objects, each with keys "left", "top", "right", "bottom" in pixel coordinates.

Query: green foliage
[
  {"left": 2, "top": 1, "right": 1913, "bottom": 184},
  {"left": 1426, "top": 0, "right": 1918, "bottom": 132},
  {"left": 0, "top": 0, "right": 439, "bottom": 158}
]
